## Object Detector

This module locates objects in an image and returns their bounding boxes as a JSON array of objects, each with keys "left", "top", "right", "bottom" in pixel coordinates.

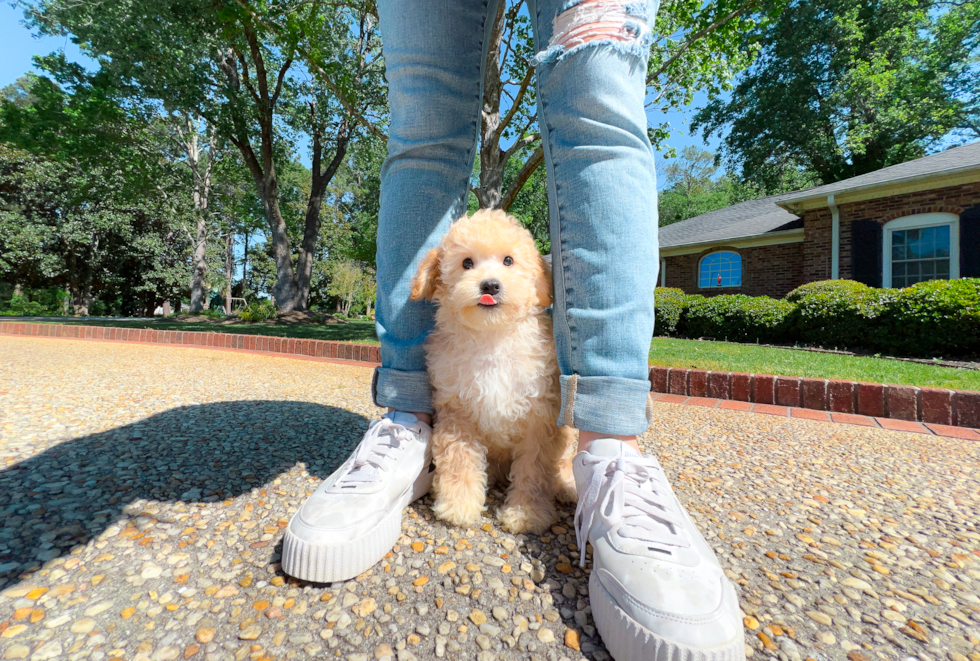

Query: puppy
[{"left": 410, "top": 209, "right": 576, "bottom": 534}]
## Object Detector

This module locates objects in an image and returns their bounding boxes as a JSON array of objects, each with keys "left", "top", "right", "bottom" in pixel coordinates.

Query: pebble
[
  {"left": 2, "top": 646, "right": 29, "bottom": 660},
  {"left": 807, "top": 611, "right": 833, "bottom": 626}
]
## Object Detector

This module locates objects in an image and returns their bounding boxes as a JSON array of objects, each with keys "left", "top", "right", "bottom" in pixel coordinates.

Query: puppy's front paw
[
  {"left": 497, "top": 502, "right": 555, "bottom": 534},
  {"left": 555, "top": 469, "right": 577, "bottom": 504},
  {"left": 432, "top": 494, "right": 483, "bottom": 529}
]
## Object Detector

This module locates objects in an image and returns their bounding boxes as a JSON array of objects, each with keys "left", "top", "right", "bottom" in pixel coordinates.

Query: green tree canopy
[
  {"left": 693, "top": 0, "right": 980, "bottom": 185},
  {"left": 0, "top": 57, "right": 190, "bottom": 314}
]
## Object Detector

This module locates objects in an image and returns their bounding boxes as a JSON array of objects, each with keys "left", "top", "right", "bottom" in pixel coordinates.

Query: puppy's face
[{"left": 410, "top": 209, "right": 552, "bottom": 330}]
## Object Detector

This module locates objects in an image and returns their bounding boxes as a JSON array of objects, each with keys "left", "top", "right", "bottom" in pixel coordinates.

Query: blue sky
[{"left": 1, "top": 2, "right": 721, "bottom": 184}]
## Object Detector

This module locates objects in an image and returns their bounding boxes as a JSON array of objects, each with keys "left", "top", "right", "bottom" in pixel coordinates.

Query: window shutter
[
  {"left": 851, "top": 219, "right": 882, "bottom": 287},
  {"left": 961, "top": 204, "right": 980, "bottom": 278}
]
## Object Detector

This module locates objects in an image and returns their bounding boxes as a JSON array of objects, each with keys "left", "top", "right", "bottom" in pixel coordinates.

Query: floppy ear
[
  {"left": 535, "top": 254, "right": 553, "bottom": 307},
  {"left": 410, "top": 248, "right": 443, "bottom": 301}
]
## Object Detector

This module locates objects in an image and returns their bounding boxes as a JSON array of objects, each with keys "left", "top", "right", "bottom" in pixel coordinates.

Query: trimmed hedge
[
  {"left": 684, "top": 294, "right": 793, "bottom": 343},
  {"left": 652, "top": 288, "right": 687, "bottom": 336},
  {"left": 654, "top": 279, "right": 980, "bottom": 359}
]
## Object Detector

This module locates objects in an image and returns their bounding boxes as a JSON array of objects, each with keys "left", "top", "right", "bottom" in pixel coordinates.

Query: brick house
[{"left": 659, "top": 142, "right": 980, "bottom": 297}]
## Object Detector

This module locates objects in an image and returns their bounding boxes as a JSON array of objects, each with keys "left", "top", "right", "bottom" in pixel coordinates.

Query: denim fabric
[{"left": 373, "top": 0, "right": 659, "bottom": 435}]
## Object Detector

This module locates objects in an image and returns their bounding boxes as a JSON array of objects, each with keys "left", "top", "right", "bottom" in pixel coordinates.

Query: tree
[
  {"left": 655, "top": 146, "right": 820, "bottom": 225},
  {"left": 0, "top": 58, "right": 189, "bottom": 314},
  {"left": 26, "top": 0, "right": 387, "bottom": 312},
  {"left": 1, "top": 75, "right": 40, "bottom": 109},
  {"left": 327, "top": 259, "right": 367, "bottom": 317},
  {"left": 169, "top": 114, "right": 220, "bottom": 313},
  {"left": 693, "top": 0, "right": 980, "bottom": 185}
]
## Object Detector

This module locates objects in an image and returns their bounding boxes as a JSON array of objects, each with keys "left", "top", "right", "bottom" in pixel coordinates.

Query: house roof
[
  {"left": 659, "top": 141, "right": 980, "bottom": 250},
  {"left": 659, "top": 194, "right": 801, "bottom": 249},
  {"left": 777, "top": 141, "right": 980, "bottom": 206}
]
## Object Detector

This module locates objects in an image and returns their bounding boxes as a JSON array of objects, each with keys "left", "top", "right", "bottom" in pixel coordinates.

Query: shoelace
[
  {"left": 574, "top": 455, "right": 690, "bottom": 567},
  {"left": 335, "top": 417, "right": 418, "bottom": 489}
]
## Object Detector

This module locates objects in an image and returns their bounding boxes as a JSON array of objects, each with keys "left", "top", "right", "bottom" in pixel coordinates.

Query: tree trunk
[
  {"left": 295, "top": 119, "right": 351, "bottom": 311},
  {"left": 184, "top": 120, "right": 213, "bottom": 313},
  {"left": 225, "top": 231, "right": 235, "bottom": 315},
  {"left": 189, "top": 212, "right": 208, "bottom": 312},
  {"left": 476, "top": 0, "right": 507, "bottom": 210},
  {"left": 250, "top": 171, "right": 300, "bottom": 312},
  {"left": 71, "top": 286, "right": 92, "bottom": 316},
  {"left": 162, "top": 300, "right": 171, "bottom": 317},
  {"left": 243, "top": 231, "right": 249, "bottom": 293}
]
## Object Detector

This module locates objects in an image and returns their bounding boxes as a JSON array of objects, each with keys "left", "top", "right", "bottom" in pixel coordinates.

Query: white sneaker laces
[
  {"left": 335, "top": 417, "right": 419, "bottom": 489},
  {"left": 574, "top": 455, "right": 690, "bottom": 567}
]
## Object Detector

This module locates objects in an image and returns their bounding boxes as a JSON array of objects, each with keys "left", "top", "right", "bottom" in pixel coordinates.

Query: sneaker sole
[
  {"left": 281, "top": 463, "right": 434, "bottom": 583},
  {"left": 590, "top": 571, "right": 745, "bottom": 661}
]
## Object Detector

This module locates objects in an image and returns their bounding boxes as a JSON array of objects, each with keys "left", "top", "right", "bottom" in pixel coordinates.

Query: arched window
[
  {"left": 699, "top": 251, "right": 742, "bottom": 288},
  {"left": 883, "top": 213, "right": 959, "bottom": 288}
]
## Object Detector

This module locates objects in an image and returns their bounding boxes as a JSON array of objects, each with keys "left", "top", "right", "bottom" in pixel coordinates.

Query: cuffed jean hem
[
  {"left": 557, "top": 374, "right": 652, "bottom": 436},
  {"left": 372, "top": 367, "right": 435, "bottom": 415}
]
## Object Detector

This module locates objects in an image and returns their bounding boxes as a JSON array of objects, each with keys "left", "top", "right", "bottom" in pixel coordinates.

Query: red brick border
[
  {"left": 4, "top": 322, "right": 978, "bottom": 433},
  {"left": 650, "top": 393, "right": 980, "bottom": 441},
  {"left": 0, "top": 322, "right": 381, "bottom": 366},
  {"left": 647, "top": 365, "right": 980, "bottom": 430}
]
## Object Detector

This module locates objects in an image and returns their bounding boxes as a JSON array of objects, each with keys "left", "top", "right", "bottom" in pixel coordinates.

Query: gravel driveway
[{"left": 1, "top": 336, "right": 978, "bottom": 661}]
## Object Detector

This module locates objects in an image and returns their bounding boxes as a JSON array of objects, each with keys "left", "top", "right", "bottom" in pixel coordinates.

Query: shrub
[
  {"left": 785, "top": 280, "right": 890, "bottom": 351},
  {"left": 197, "top": 308, "right": 226, "bottom": 320},
  {"left": 238, "top": 299, "right": 277, "bottom": 323},
  {"left": 683, "top": 294, "right": 793, "bottom": 343},
  {"left": 877, "top": 279, "right": 980, "bottom": 358},
  {"left": 654, "top": 288, "right": 688, "bottom": 336},
  {"left": 0, "top": 287, "right": 68, "bottom": 316}
]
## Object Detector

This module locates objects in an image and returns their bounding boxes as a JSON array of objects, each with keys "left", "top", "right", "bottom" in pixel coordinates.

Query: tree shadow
[{"left": 0, "top": 400, "right": 371, "bottom": 588}]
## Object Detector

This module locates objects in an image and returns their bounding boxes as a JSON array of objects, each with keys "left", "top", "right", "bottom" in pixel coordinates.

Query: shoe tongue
[
  {"left": 387, "top": 411, "right": 419, "bottom": 426},
  {"left": 587, "top": 438, "right": 642, "bottom": 459}
]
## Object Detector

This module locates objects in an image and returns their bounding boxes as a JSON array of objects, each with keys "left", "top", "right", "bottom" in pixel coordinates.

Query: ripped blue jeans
[{"left": 373, "top": 0, "right": 660, "bottom": 436}]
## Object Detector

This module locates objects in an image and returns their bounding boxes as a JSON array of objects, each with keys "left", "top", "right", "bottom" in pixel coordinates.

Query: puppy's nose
[{"left": 480, "top": 279, "right": 501, "bottom": 296}]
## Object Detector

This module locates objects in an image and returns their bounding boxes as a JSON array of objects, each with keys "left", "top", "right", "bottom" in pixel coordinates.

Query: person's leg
[
  {"left": 373, "top": 0, "right": 503, "bottom": 417},
  {"left": 282, "top": 0, "right": 502, "bottom": 584},
  {"left": 527, "top": 1, "right": 745, "bottom": 658},
  {"left": 529, "top": 0, "right": 659, "bottom": 441}
]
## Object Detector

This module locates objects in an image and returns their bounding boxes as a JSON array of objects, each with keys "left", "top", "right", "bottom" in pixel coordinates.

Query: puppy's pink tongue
[{"left": 479, "top": 294, "right": 497, "bottom": 306}]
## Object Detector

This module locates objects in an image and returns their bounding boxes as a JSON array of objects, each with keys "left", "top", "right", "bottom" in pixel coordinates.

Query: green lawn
[
  {"left": 650, "top": 337, "right": 980, "bottom": 390},
  {"left": 27, "top": 317, "right": 380, "bottom": 344}
]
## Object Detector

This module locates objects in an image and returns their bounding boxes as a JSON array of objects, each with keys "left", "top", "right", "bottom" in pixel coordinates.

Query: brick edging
[
  {"left": 648, "top": 366, "right": 980, "bottom": 429},
  {"left": 0, "top": 322, "right": 380, "bottom": 365},
  {"left": 4, "top": 322, "right": 978, "bottom": 429}
]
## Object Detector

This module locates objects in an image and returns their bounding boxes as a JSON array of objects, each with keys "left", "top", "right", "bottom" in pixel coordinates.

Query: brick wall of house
[
  {"left": 802, "top": 181, "right": 980, "bottom": 281},
  {"left": 662, "top": 241, "right": 804, "bottom": 298}
]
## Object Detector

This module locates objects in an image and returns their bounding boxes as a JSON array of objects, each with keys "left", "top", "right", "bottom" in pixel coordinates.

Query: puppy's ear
[
  {"left": 535, "top": 254, "right": 553, "bottom": 307},
  {"left": 410, "top": 248, "right": 442, "bottom": 301}
]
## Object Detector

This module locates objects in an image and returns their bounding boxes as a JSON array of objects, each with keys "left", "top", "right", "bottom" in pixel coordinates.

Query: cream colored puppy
[{"left": 410, "top": 209, "right": 576, "bottom": 534}]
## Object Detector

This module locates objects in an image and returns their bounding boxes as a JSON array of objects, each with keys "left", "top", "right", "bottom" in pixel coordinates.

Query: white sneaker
[
  {"left": 282, "top": 412, "right": 434, "bottom": 583},
  {"left": 574, "top": 439, "right": 744, "bottom": 660}
]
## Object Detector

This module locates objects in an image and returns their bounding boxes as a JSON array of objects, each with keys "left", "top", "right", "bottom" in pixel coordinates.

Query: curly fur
[{"left": 411, "top": 209, "right": 576, "bottom": 533}]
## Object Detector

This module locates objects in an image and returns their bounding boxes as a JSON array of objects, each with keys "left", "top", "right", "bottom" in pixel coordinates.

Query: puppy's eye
[
  {"left": 503, "top": 256, "right": 513, "bottom": 266},
  {"left": 462, "top": 258, "right": 474, "bottom": 270}
]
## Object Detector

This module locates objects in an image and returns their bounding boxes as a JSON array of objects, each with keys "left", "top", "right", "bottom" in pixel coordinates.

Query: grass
[
  {"left": 17, "top": 317, "right": 980, "bottom": 389},
  {"left": 649, "top": 337, "right": 980, "bottom": 390},
  {"left": 26, "top": 317, "right": 380, "bottom": 344}
]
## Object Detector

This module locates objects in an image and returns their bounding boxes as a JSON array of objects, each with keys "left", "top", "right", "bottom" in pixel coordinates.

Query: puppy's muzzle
[{"left": 479, "top": 279, "right": 501, "bottom": 306}]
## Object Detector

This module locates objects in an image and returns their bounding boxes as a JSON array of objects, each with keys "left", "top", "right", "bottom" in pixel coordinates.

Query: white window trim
[
  {"left": 659, "top": 258, "right": 666, "bottom": 287},
  {"left": 882, "top": 212, "right": 959, "bottom": 288},
  {"left": 698, "top": 251, "right": 742, "bottom": 289}
]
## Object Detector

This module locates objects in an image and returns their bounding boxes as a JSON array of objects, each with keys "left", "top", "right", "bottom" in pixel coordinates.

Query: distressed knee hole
[{"left": 535, "top": 0, "right": 651, "bottom": 66}]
